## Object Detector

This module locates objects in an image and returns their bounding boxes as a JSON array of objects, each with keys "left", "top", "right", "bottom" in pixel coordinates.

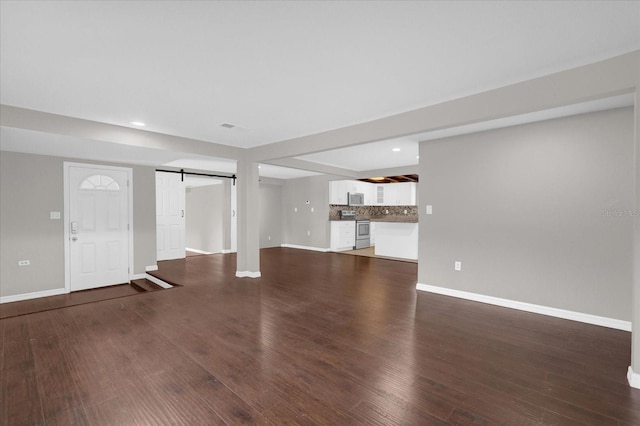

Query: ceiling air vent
[{"left": 220, "top": 123, "right": 236, "bottom": 129}]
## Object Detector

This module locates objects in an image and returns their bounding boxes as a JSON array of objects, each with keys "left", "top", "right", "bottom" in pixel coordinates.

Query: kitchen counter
[
  {"left": 369, "top": 216, "right": 418, "bottom": 223},
  {"left": 329, "top": 217, "right": 417, "bottom": 223},
  {"left": 374, "top": 222, "right": 418, "bottom": 260}
]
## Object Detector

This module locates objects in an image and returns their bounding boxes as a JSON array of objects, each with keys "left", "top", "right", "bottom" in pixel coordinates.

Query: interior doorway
[
  {"left": 185, "top": 178, "right": 224, "bottom": 255},
  {"left": 155, "top": 171, "right": 237, "bottom": 260}
]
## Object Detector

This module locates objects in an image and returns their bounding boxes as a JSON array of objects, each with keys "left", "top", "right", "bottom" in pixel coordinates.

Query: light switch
[
  {"left": 426, "top": 205, "right": 433, "bottom": 215},
  {"left": 50, "top": 211, "right": 61, "bottom": 220},
  {"left": 294, "top": 207, "right": 298, "bottom": 213}
]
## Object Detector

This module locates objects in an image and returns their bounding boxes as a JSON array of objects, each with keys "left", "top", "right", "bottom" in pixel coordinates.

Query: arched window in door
[{"left": 79, "top": 174, "right": 121, "bottom": 191}]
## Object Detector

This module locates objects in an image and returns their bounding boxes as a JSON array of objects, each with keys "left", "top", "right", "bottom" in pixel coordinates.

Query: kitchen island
[{"left": 372, "top": 219, "right": 418, "bottom": 260}]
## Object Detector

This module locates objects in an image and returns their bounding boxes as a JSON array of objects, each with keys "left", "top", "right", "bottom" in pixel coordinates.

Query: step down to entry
[{"left": 130, "top": 279, "right": 164, "bottom": 292}]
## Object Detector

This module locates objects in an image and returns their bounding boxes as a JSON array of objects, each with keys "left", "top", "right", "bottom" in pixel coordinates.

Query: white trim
[
  {"left": 185, "top": 247, "right": 214, "bottom": 255},
  {"left": 628, "top": 367, "right": 640, "bottom": 389},
  {"left": 1, "top": 288, "right": 66, "bottom": 304},
  {"left": 64, "top": 162, "right": 134, "bottom": 294},
  {"left": 145, "top": 273, "right": 173, "bottom": 289},
  {"left": 145, "top": 265, "right": 158, "bottom": 272},
  {"left": 235, "top": 271, "right": 262, "bottom": 278},
  {"left": 416, "top": 283, "right": 632, "bottom": 332},
  {"left": 130, "top": 273, "right": 146, "bottom": 281},
  {"left": 221, "top": 249, "right": 232, "bottom": 254},
  {"left": 280, "top": 244, "right": 331, "bottom": 252}
]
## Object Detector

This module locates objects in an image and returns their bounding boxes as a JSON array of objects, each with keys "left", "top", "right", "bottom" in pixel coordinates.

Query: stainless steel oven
[{"left": 355, "top": 219, "right": 370, "bottom": 249}]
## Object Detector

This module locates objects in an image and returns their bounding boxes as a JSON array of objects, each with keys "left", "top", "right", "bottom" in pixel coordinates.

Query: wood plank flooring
[
  {"left": 0, "top": 284, "right": 144, "bottom": 320},
  {"left": 1, "top": 247, "right": 638, "bottom": 425}
]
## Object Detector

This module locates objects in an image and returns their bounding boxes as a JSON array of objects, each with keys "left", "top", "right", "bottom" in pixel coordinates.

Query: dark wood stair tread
[{"left": 130, "top": 279, "right": 163, "bottom": 292}]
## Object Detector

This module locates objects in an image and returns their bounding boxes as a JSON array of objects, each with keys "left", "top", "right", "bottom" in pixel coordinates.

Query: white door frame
[{"left": 63, "top": 162, "right": 134, "bottom": 293}]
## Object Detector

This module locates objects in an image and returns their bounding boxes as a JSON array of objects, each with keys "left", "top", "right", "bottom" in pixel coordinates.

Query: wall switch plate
[
  {"left": 307, "top": 230, "right": 311, "bottom": 236},
  {"left": 426, "top": 205, "right": 433, "bottom": 215},
  {"left": 311, "top": 207, "right": 314, "bottom": 213},
  {"left": 454, "top": 261, "right": 462, "bottom": 271},
  {"left": 294, "top": 207, "right": 298, "bottom": 213},
  {"left": 50, "top": 211, "right": 61, "bottom": 219},
  {"left": 18, "top": 260, "right": 30, "bottom": 266}
]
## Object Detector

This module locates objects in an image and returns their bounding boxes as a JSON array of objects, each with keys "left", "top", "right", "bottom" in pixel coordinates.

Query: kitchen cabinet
[
  {"left": 329, "top": 180, "right": 415, "bottom": 206},
  {"left": 329, "top": 180, "right": 375, "bottom": 205},
  {"left": 329, "top": 180, "right": 348, "bottom": 205},
  {"left": 330, "top": 221, "right": 356, "bottom": 251},
  {"left": 370, "top": 221, "right": 376, "bottom": 245},
  {"left": 378, "top": 182, "right": 416, "bottom": 205}
]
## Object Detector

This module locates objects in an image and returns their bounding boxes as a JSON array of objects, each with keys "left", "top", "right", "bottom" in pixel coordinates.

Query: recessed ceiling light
[
  {"left": 392, "top": 148, "right": 401, "bottom": 152},
  {"left": 130, "top": 121, "right": 145, "bottom": 126}
]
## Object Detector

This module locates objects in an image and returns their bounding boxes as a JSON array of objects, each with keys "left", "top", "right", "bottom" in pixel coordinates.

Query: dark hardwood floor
[{"left": 1, "top": 247, "right": 638, "bottom": 425}]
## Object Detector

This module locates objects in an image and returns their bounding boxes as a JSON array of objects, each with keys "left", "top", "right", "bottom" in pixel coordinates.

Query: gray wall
[
  {"left": 282, "top": 175, "right": 332, "bottom": 249},
  {"left": 418, "top": 108, "right": 634, "bottom": 320},
  {"left": 259, "top": 182, "right": 283, "bottom": 248},
  {"left": 185, "top": 184, "right": 224, "bottom": 253},
  {"left": 0, "top": 151, "right": 157, "bottom": 298}
]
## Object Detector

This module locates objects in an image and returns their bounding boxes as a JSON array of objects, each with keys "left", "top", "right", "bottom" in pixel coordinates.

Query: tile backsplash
[{"left": 329, "top": 204, "right": 418, "bottom": 221}]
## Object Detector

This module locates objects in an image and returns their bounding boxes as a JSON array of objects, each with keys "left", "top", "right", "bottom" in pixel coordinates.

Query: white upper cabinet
[
  {"left": 329, "top": 180, "right": 416, "bottom": 205},
  {"left": 378, "top": 182, "right": 417, "bottom": 205},
  {"left": 329, "top": 180, "right": 348, "bottom": 204},
  {"left": 329, "top": 180, "right": 375, "bottom": 205}
]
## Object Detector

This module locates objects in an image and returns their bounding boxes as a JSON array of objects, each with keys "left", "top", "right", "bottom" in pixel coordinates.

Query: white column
[
  {"left": 235, "top": 157, "right": 261, "bottom": 278},
  {"left": 630, "top": 76, "right": 640, "bottom": 388}
]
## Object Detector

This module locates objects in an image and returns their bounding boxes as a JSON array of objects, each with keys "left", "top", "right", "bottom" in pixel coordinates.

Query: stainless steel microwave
[{"left": 348, "top": 192, "right": 364, "bottom": 206}]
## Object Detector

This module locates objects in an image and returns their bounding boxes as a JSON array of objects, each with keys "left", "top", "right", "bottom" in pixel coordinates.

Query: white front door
[
  {"left": 156, "top": 172, "right": 185, "bottom": 260},
  {"left": 67, "top": 164, "right": 131, "bottom": 291}
]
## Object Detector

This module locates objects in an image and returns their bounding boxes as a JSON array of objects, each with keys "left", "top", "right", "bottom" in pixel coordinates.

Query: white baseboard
[
  {"left": 185, "top": 247, "right": 214, "bottom": 255},
  {"left": 130, "top": 273, "right": 146, "bottom": 281},
  {"left": 628, "top": 367, "right": 640, "bottom": 389},
  {"left": 416, "top": 283, "right": 631, "bottom": 332},
  {"left": 145, "top": 265, "right": 158, "bottom": 272},
  {"left": 145, "top": 273, "right": 173, "bottom": 289},
  {"left": 0, "top": 288, "right": 67, "bottom": 304},
  {"left": 221, "top": 249, "right": 232, "bottom": 254},
  {"left": 281, "top": 244, "right": 330, "bottom": 252},
  {"left": 235, "top": 271, "right": 262, "bottom": 278}
]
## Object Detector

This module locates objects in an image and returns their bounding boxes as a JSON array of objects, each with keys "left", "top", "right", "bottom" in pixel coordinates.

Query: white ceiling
[{"left": 1, "top": 1, "right": 639, "bottom": 177}]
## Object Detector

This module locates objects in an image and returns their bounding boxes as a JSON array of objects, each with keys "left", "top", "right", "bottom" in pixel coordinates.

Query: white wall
[
  {"left": 282, "top": 175, "right": 333, "bottom": 250},
  {"left": 418, "top": 108, "right": 634, "bottom": 321},
  {"left": 185, "top": 184, "right": 224, "bottom": 253},
  {"left": 260, "top": 182, "right": 283, "bottom": 248}
]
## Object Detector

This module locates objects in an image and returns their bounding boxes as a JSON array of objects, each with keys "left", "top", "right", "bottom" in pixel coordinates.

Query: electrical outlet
[
  {"left": 454, "top": 261, "right": 462, "bottom": 271},
  {"left": 268, "top": 235, "right": 271, "bottom": 241},
  {"left": 311, "top": 207, "right": 314, "bottom": 213},
  {"left": 307, "top": 230, "right": 311, "bottom": 236},
  {"left": 426, "top": 205, "right": 433, "bottom": 215},
  {"left": 18, "top": 260, "right": 30, "bottom": 266},
  {"left": 294, "top": 207, "right": 298, "bottom": 213}
]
